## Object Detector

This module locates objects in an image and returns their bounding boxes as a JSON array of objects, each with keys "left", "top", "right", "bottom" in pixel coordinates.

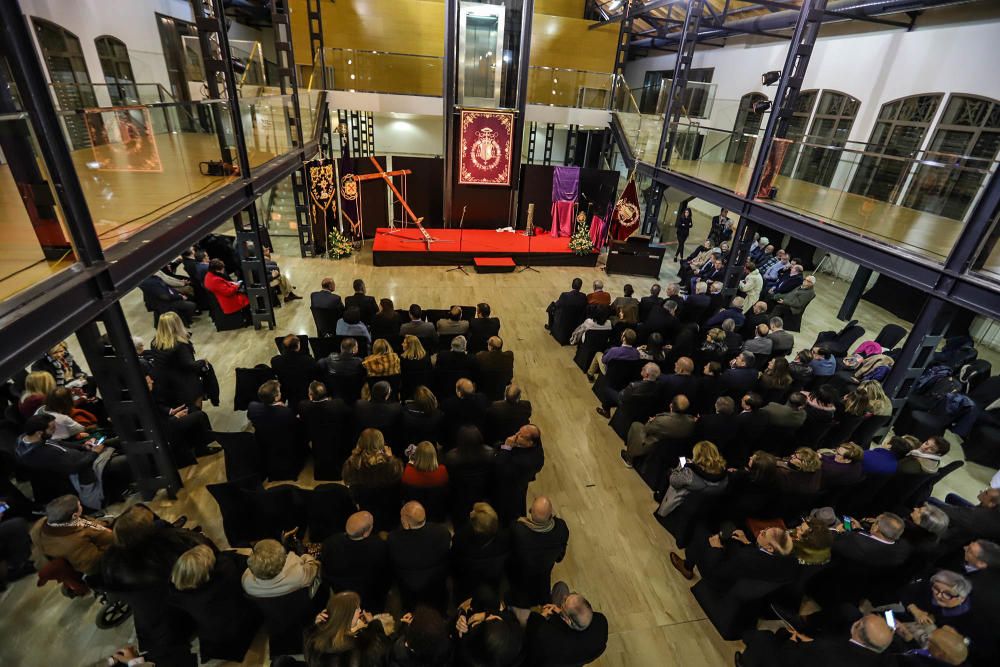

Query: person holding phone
[
  {"left": 654, "top": 441, "right": 728, "bottom": 518},
  {"left": 203, "top": 258, "right": 250, "bottom": 316}
]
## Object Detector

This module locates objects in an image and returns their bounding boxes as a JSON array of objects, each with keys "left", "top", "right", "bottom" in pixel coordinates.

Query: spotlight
[
  {"left": 761, "top": 70, "right": 780, "bottom": 86},
  {"left": 752, "top": 99, "right": 772, "bottom": 114},
  {"left": 231, "top": 58, "right": 247, "bottom": 75}
]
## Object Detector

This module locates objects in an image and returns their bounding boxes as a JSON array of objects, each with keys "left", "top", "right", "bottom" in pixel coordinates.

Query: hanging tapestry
[
  {"left": 458, "top": 109, "right": 514, "bottom": 186},
  {"left": 307, "top": 157, "right": 336, "bottom": 253},
  {"left": 337, "top": 156, "right": 362, "bottom": 240},
  {"left": 609, "top": 177, "right": 641, "bottom": 241},
  {"left": 549, "top": 166, "right": 580, "bottom": 238}
]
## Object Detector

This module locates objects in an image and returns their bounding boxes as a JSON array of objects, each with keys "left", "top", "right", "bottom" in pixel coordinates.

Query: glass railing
[
  {"left": 610, "top": 75, "right": 650, "bottom": 162},
  {"left": 240, "top": 94, "right": 297, "bottom": 175},
  {"left": 630, "top": 80, "right": 718, "bottom": 120},
  {"left": 311, "top": 47, "right": 444, "bottom": 97},
  {"left": 50, "top": 82, "right": 177, "bottom": 109},
  {"left": 526, "top": 67, "right": 613, "bottom": 109},
  {"left": 0, "top": 112, "right": 79, "bottom": 303},
  {"left": 973, "top": 219, "right": 1000, "bottom": 283}
]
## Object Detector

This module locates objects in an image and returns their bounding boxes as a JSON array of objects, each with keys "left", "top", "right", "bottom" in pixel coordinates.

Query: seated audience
[
  {"left": 939, "top": 488, "right": 1000, "bottom": 542},
  {"left": 705, "top": 297, "right": 746, "bottom": 329},
  {"left": 387, "top": 501, "right": 451, "bottom": 611},
  {"left": 304, "top": 591, "right": 392, "bottom": 665},
  {"left": 738, "top": 613, "right": 894, "bottom": 666},
  {"left": 270, "top": 334, "right": 321, "bottom": 411},
  {"left": 587, "top": 328, "right": 639, "bottom": 381},
  {"left": 767, "top": 316, "right": 795, "bottom": 356},
  {"left": 494, "top": 425, "right": 544, "bottom": 524},
  {"left": 475, "top": 336, "right": 514, "bottom": 400},
  {"left": 508, "top": 496, "right": 570, "bottom": 610},
  {"left": 402, "top": 441, "right": 449, "bottom": 488},
  {"left": 29, "top": 494, "right": 112, "bottom": 575},
  {"left": 638, "top": 331, "right": 668, "bottom": 362},
  {"left": 743, "top": 324, "right": 774, "bottom": 357},
  {"left": 623, "top": 395, "right": 695, "bottom": 466},
  {"left": 319, "top": 337, "right": 365, "bottom": 379},
  {"left": 355, "top": 381, "right": 403, "bottom": 448},
  {"left": 721, "top": 352, "right": 759, "bottom": 398},
  {"left": 389, "top": 606, "right": 453, "bottom": 666},
  {"left": 468, "top": 302, "right": 501, "bottom": 351},
  {"left": 345, "top": 279, "right": 378, "bottom": 325},
  {"left": 203, "top": 259, "right": 250, "bottom": 315},
  {"left": 485, "top": 383, "right": 532, "bottom": 443},
  {"left": 401, "top": 386, "right": 444, "bottom": 448},
  {"left": 545, "top": 277, "right": 587, "bottom": 332},
  {"left": 400, "top": 304, "right": 437, "bottom": 342},
  {"left": 341, "top": 429, "right": 404, "bottom": 489},
  {"left": 523, "top": 581, "right": 609, "bottom": 666},
  {"left": 139, "top": 273, "right": 197, "bottom": 324},
  {"left": 809, "top": 345, "right": 837, "bottom": 378},
  {"left": 655, "top": 441, "right": 728, "bottom": 517},
  {"left": 898, "top": 436, "right": 950, "bottom": 475},
  {"left": 399, "top": 334, "right": 433, "bottom": 396},
  {"left": 820, "top": 442, "right": 864, "bottom": 488},
  {"left": 862, "top": 435, "right": 915, "bottom": 476},
  {"left": 18, "top": 370, "right": 56, "bottom": 419},
  {"left": 569, "top": 305, "right": 612, "bottom": 345},
  {"left": 596, "top": 361, "right": 660, "bottom": 418},
  {"left": 336, "top": 307, "right": 372, "bottom": 343},
  {"left": 242, "top": 538, "right": 320, "bottom": 599},
  {"left": 441, "top": 378, "right": 489, "bottom": 444},
  {"left": 586, "top": 280, "right": 611, "bottom": 306},
  {"left": 436, "top": 305, "right": 469, "bottom": 335},
  {"left": 772, "top": 274, "right": 817, "bottom": 320},
  {"left": 299, "top": 381, "right": 352, "bottom": 471},
  {"left": 776, "top": 447, "right": 822, "bottom": 495},
  {"left": 320, "top": 511, "right": 389, "bottom": 612},
  {"left": 434, "top": 335, "right": 479, "bottom": 387},
  {"left": 310, "top": 277, "right": 342, "bottom": 310},
  {"left": 451, "top": 502, "right": 510, "bottom": 600},
  {"left": 444, "top": 426, "right": 497, "bottom": 524},
  {"left": 610, "top": 284, "right": 639, "bottom": 312},
  {"left": 36, "top": 387, "right": 91, "bottom": 441},
  {"left": 248, "top": 380, "right": 305, "bottom": 475},
  {"left": 696, "top": 396, "right": 736, "bottom": 448},
  {"left": 638, "top": 283, "right": 664, "bottom": 320},
  {"left": 671, "top": 525, "right": 796, "bottom": 585},
  {"left": 362, "top": 339, "right": 401, "bottom": 385},
  {"left": 370, "top": 298, "right": 401, "bottom": 338}
]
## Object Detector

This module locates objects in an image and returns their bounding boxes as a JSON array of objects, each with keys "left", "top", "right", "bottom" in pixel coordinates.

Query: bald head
[
  {"left": 529, "top": 496, "right": 553, "bottom": 524},
  {"left": 675, "top": 356, "right": 694, "bottom": 375},
  {"left": 401, "top": 501, "right": 426, "bottom": 529},
  {"left": 851, "top": 614, "right": 893, "bottom": 653},
  {"left": 928, "top": 626, "right": 969, "bottom": 665},
  {"left": 562, "top": 593, "right": 595, "bottom": 631},
  {"left": 345, "top": 511, "right": 374, "bottom": 540},
  {"left": 456, "top": 378, "right": 475, "bottom": 397}
]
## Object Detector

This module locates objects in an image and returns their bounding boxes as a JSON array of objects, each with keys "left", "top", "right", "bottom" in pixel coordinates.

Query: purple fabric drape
[
  {"left": 550, "top": 201, "right": 575, "bottom": 238},
  {"left": 551, "top": 166, "right": 580, "bottom": 202}
]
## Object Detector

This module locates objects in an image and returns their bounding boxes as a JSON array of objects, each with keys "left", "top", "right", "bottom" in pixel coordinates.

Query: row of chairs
[{"left": 311, "top": 306, "right": 497, "bottom": 353}]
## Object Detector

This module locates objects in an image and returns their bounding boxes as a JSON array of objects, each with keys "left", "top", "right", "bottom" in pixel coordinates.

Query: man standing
[
  {"left": 523, "top": 582, "right": 608, "bottom": 666},
  {"left": 508, "top": 496, "right": 570, "bottom": 611},
  {"left": 387, "top": 501, "right": 451, "bottom": 611},
  {"left": 494, "top": 425, "right": 545, "bottom": 524},
  {"left": 709, "top": 208, "right": 730, "bottom": 245}
]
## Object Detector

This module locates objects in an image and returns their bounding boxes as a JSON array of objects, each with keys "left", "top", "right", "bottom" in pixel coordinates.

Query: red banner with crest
[
  {"left": 609, "top": 177, "right": 641, "bottom": 241},
  {"left": 458, "top": 109, "right": 514, "bottom": 186}
]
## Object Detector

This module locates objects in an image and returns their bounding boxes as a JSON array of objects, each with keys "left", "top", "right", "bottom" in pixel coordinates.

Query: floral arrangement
[
  {"left": 327, "top": 227, "right": 354, "bottom": 259},
  {"left": 568, "top": 220, "right": 594, "bottom": 256}
]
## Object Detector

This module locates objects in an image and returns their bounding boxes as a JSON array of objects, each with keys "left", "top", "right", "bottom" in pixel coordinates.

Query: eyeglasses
[{"left": 932, "top": 585, "right": 960, "bottom": 600}]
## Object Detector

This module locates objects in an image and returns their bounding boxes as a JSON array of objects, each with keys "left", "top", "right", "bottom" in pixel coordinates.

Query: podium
[{"left": 605, "top": 236, "right": 666, "bottom": 278}]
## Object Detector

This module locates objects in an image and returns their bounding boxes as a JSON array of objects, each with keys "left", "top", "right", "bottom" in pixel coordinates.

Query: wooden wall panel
[
  {"left": 529, "top": 15, "right": 618, "bottom": 72},
  {"left": 535, "top": 0, "right": 586, "bottom": 18}
]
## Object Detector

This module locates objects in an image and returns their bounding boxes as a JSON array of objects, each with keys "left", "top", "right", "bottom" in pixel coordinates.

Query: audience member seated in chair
[
  {"left": 336, "top": 307, "right": 372, "bottom": 344},
  {"left": 345, "top": 279, "right": 378, "bottom": 325},
  {"left": 545, "top": 277, "right": 588, "bottom": 344},
  {"left": 437, "top": 305, "right": 470, "bottom": 336},
  {"left": 587, "top": 328, "right": 640, "bottom": 382},
  {"left": 400, "top": 385, "right": 444, "bottom": 448},
  {"left": 441, "top": 378, "right": 489, "bottom": 447},
  {"left": 523, "top": 581, "right": 609, "bottom": 666},
  {"left": 485, "top": 382, "right": 532, "bottom": 443},
  {"left": 388, "top": 501, "right": 451, "bottom": 612},
  {"left": 450, "top": 502, "right": 510, "bottom": 601},
  {"left": 203, "top": 259, "right": 250, "bottom": 318},
  {"left": 370, "top": 298, "right": 402, "bottom": 339},
  {"left": 242, "top": 538, "right": 320, "bottom": 600},
  {"left": 622, "top": 395, "right": 695, "bottom": 468},
  {"left": 303, "top": 591, "right": 393, "bottom": 666},
  {"left": 820, "top": 442, "right": 865, "bottom": 489},
  {"left": 737, "top": 613, "right": 894, "bottom": 667},
  {"left": 299, "top": 381, "right": 352, "bottom": 480},
  {"left": 508, "top": 496, "right": 570, "bottom": 611},
  {"left": 475, "top": 336, "right": 514, "bottom": 401},
  {"left": 444, "top": 426, "right": 497, "bottom": 525},
  {"left": 354, "top": 381, "right": 403, "bottom": 450},
  {"left": 320, "top": 511, "right": 390, "bottom": 613},
  {"left": 319, "top": 337, "right": 367, "bottom": 402},
  {"left": 400, "top": 304, "right": 438, "bottom": 343},
  {"left": 169, "top": 545, "right": 259, "bottom": 663},
  {"left": 310, "top": 276, "right": 343, "bottom": 311},
  {"left": 139, "top": 274, "right": 197, "bottom": 326},
  {"left": 341, "top": 430, "right": 404, "bottom": 530},
  {"left": 898, "top": 435, "right": 950, "bottom": 476},
  {"left": 468, "top": 302, "right": 501, "bottom": 352},
  {"left": 270, "top": 334, "right": 321, "bottom": 412},
  {"left": 400, "top": 335, "right": 434, "bottom": 399},
  {"left": 29, "top": 494, "right": 112, "bottom": 576},
  {"left": 435, "top": 336, "right": 479, "bottom": 395},
  {"left": 494, "top": 425, "right": 544, "bottom": 524},
  {"left": 402, "top": 441, "right": 449, "bottom": 490},
  {"left": 362, "top": 339, "right": 401, "bottom": 394},
  {"left": 247, "top": 380, "right": 305, "bottom": 482},
  {"left": 655, "top": 440, "right": 728, "bottom": 517},
  {"left": 596, "top": 361, "right": 660, "bottom": 419}
]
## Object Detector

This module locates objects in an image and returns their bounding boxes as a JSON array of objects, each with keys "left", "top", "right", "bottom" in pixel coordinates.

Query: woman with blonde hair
[
  {"left": 655, "top": 441, "right": 728, "bottom": 518},
  {"left": 401, "top": 441, "right": 449, "bottom": 488},
  {"left": 303, "top": 591, "right": 392, "bottom": 667},
  {"left": 18, "top": 370, "right": 56, "bottom": 419},
  {"left": 150, "top": 311, "right": 205, "bottom": 407},
  {"left": 363, "top": 339, "right": 401, "bottom": 377},
  {"left": 32, "top": 341, "right": 86, "bottom": 388},
  {"left": 400, "top": 334, "right": 432, "bottom": 398},
  {"left": 341, "top": 428, "right": 403, "bottom": 487},
  {"left": 169, "top": 545, "right": 260, "bottom": 662},
  {"left": 777, "top": 446, "right": 823, "bottom": 495}
]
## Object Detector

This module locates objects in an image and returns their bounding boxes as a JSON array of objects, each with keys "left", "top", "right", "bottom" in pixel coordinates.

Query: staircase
[{"left": 264, "top": 178, "right": 300, "bottom": 237}]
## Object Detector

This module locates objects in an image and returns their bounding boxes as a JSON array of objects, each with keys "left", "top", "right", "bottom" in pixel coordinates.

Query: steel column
[
  {"left": 507, "top": 0, "right": 534, "bottom": 229},
  {"left": 77, "top": 305, "right": 181, "bottom": 501},
  {"left": 608, "top": 0, "right": 635, "bottom": 108},
  {"left": 564, "top": 124, "right": 579, "bottom": 166},
  {"left": 653, "top": 0, "right": 704, "bottom": 169},
  {"left": 527, "top": 121, "right": 537, "bottom": 164},
  {"left": 836, "top": 265, "right": 873, "bottom": 321},
  {"left": 442, "top": 0, "right": 459, "bottom": 227},
  {"left": 882, "top": 296, "right": 952, "bottom": 422},
  {"left": 722, "top": 0, "right": 827, "bottom": 293}
]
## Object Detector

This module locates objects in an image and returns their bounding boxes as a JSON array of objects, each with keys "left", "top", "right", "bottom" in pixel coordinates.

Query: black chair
[
  {"left": 654, "top": 491, "right": 725, "bottom": 549},
  {"left": 400, "top": 484, "right": 449, "bottom": 524},
  {"left": 603, "top": 358, "right": 646, "bottom": 390},
  {"left": 234, "top": 365, "right": 276, "bottom": 411},
  {"left": 383, "top": 334, "right": 405, "bottom": 354},
  {"left": 215, "top": 430, "right": 265, "bottom": 482},
  {"left": 249, "top": 588, "right": 318, "bottom": 656},
  {"left": 636, "top": 437, "right": 691, "bottom": 492},
  {"left": 309, "top": 336, "right": 339, "bottom": 361},
  {"left": 820, "top": 413, "right": 865, "bottom": 449},
  {"left": 327, "top": 372, "right": 366, "bottom": 404},
  {"left": 400, "top": 362, "right": 434, "bottom": 400},
  {"left": 207, "top": 292, "right": 249, "bottom": 332},
  {"left": 307, "top": 484, "right": 356, "bottom": 543},
  {"left": 759, "top": 424, "right": 801, "bottom": 458},
  {"left": 437, "top": 333, "right": 461, "bottom": 355},
  {"left": 550, "top": 303, "right": 586, "bottom": 346},
  {"left": 573, "top": 330, "right": 613, "bottom": 372},
  {"left": 244, "top": 484, "right": 308, "bottom": 540},
  {"left": 207, "top": 477, "right": 266, "bottom": 547},
  {"left": 692, "top": 577, "right": 790, "bottom": 641},
  {"left": 22, "top": 466, "right": 76, "bottom": 506},
  {"left": 813, "top": 323, "right": 865, "bottom": 357},
  {"left": 607, "top": 389, "right": 662, "bottom": 441},
  {"left": 874, "top": 323, "right": 907, "bottom": 350},
  {"left": 795, "top": 415, "right": 834, "bottom": 448},
  {"left": 350, "top": 483, "right": 401, "bottom": 532},
  {"left": 311, "top": 305, "right": 343, "bottom": 338},
  {"left": 904, "top": 460, "right": 964, "bottom": 509}
]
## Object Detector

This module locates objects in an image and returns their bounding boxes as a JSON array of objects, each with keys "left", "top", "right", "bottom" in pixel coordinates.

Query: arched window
[
  {"left": 903, "top": 94, "right": 1000, "bottom": 219},
  {"left": 848, "top": 93, "right": 943, "bottom": 203},
  {"left": 792, "top": 90, "right": 860, "bottom": 186},
  {"left": 95, "top": 36, "right": 137, "bottom": 105},
  {"left": 726, "top": 92, "right": 768, "bottom": 164},
  {"left": 32, "top": 17, "right": 96, "bottom": 149},
  {"left": 778, "top": 89, "right": 818, "bottom": 176}
]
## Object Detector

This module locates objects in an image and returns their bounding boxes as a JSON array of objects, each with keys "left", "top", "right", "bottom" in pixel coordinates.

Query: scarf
[
  {"left": 517, "top": 515, "right": 555, "bottom": 533},
  {"left": 48, "top": 517, "right": 110, "bottom": 532}
]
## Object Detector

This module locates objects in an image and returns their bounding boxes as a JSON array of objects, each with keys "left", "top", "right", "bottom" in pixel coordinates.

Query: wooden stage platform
[{"left": 370, "top": 228, "right": 599, "bottom": 267}]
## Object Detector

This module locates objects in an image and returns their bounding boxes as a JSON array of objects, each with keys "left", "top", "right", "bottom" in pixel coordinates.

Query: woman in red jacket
[
  {"left": 401, "top": 441, "right": 449, "bottom": 488},
  {"left": 203, "top": 259, "right": 249, "bottom": 315}
]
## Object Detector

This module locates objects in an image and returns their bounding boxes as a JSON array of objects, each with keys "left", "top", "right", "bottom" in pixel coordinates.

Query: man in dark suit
[
  {"left": 596, "top": 361, "right": 661, "bottom": 418},
  {"left": 319, "top": 338, "right": 366, "bottom": 378},
  {"left": 741, "top": 300, "right": 770, "bottom": 339},
  {"left": 638, "top": 283, "right": 665, "bottom": 321},
  {"left": 468, "top": 302, "right": 501, "bottom": 352},
  {"left": 832, "top": 512, "right": 911, "bottom": 571},
  {"left": 441, "top": 378, "right": 490, "bottom": 445},
  {"left": 299, "top": 381, "right": 353, "bottom": 478},
  {"left": 320, "top": 511, "right": 389, "bottom": 611},
  {"left": 493, "top": 424, "right": 544, "bottom": 524},
  {"left": 247, "top": 380, "right": 305, "bottom": 480},
  {"left": 508, "top": 496, "right": 570, "bottom": 610},
  {"left": 139, "top": 274, "right": 197, "bottom": 325},
  {"left": 941, "top": 488, "right": 1000, "bottom": 542},
  {"left": 354, "top": 380, "right": 403, "bottom": 449},
  {"left": 674, "top": 525, "right": 799, "bottom": 588},
  {"left": 737, "top": 613, "right": 895, "bottom": 667},
  {"left": 761, "top": 391, "right": 808, "bottom": 429},
  {"left": 434, "top": 335, "right": 479, "bottom": 394},
  {"left": 709, "top": 208, "right": 730, "bottom": 245},
  {"left": 697, "top": 396, "right": 736, "bottom": 451},
  {"left": 767, "top": 316, "right": 796, "bottom": 357},
  {"left": 387, "top": 501, "right": 451, "bottom": 611},
  {"left": 475, "top": 336, "right": 514, "bottom": 401},
  {"left": 658, "top": 356, "right": 699, "bottom": 405},
  {"left": 681, "top": 281, "right": 712, "bottom": 324},
  {"left": 624, "top": 394, "right": 695, "bottom": 464},
  {"left": 705, "top": 297, "right": 747, "bottom": 329},
  {"left": 270, "top": 334, "right": 321, "bottom": 413},
  {"left": 524, "top": 584, "right": 608, "bottom": 666},
  {"left": 768, "top": 264, "right": 804, "bottom": 298},
  {"left": 638, "top": 300, "right": 680, "bottom": 345},
  {"left": 720, "top": 352, "right": 760, "bottom": 399},
  {"left": 310, "top": 277, "right": 343, "bottom": 311},
  {"left": 485, "top": 382, "right": 532, "bottom": 443},
  {"left": 344, "top": 278, "right": 377, "bottom": 325},
  {"left": 545, "top": 278, "right": 587, "bottom": 339}
]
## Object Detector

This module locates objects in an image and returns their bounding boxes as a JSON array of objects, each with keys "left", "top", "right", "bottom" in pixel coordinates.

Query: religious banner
[
  {"left": 337, "top": 156, "right": 362, "bottom": 240},
  {"left": 609, "top": 177, "right": 641, "bottom": 241},
  {"left": 458, "top": 109, "right": 514, "bottom": 186},
  {"left": 307, "top": 157, "right": 336, "bottom": 253}
]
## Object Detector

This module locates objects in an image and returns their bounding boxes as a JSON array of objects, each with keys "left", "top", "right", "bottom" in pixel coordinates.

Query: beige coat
[{"left": 30, "top": 518, "right": 113, "bottom": 575}]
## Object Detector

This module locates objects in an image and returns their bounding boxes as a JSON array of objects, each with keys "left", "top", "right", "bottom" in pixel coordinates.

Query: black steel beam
[
  {"left": 442, "top": 0, "right": 458, "bottom": 227},
  {"left": 589, "top": 0, "right": 680, "bottom": 29},
  {"left": 508, "top": 0, "right": 535, "bottom": 229}
]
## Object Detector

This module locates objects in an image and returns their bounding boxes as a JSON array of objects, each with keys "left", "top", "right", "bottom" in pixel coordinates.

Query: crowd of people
[{"left": 545, "top": 268, "right": 999, "bottom": 665}]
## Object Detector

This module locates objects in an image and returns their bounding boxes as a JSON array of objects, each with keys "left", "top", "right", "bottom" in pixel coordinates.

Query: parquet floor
[{"left": 0, "top": 228, "right": 995, "bottom": 667}]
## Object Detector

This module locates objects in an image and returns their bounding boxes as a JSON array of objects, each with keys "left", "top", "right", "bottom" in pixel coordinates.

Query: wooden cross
[{"left": 355, "top": 156, "right": 449, "bottom": 249}]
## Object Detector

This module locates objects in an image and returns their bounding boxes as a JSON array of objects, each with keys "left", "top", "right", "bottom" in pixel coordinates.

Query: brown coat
[{"left": 30, "top": 518, "right": 113, "bottom": 575}]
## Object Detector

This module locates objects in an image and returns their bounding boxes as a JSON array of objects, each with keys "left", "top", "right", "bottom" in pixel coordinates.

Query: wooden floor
[{"left": 1, "top": 232, "right": 996, "bottom": 667}]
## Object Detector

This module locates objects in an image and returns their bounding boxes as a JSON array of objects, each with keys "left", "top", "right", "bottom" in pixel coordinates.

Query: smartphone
[
  {"left": 843, "top": 517, "right": 853, "bottom": 531},
  {"left": 678, "top": 456, "right": 688, "bottom": 467},
  {"left": 884, "top": 610, "right": 895, "bottom": 629},
  {"left": 95, "top": 436, "right": 107, "bottom": 447},
  {"left": 0, "top": 502, "right": 10, "bottom": 513}
]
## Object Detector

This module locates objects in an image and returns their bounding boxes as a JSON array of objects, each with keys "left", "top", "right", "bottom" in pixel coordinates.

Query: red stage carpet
[{"left": 371, "top": 228, "right": 599, "bottom": 267}]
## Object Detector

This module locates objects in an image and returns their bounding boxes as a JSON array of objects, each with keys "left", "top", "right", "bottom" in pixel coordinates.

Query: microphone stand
[{"left": 446, "top": 205, "right": 469, "bottom": 275}]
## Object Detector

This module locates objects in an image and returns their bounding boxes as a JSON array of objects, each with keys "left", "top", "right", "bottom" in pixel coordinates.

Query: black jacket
[
  {"left": 270, "top": 351, "right": 321, "bottom": 411},
  {"left": 444, "top": 444, "right": 497, "bottom": 521},
  {"left": 387, "top": 523, "right": 451, "bottom": 607},
  {"left": 468, "top": 317, "right": 501, "bottom": 350},
  {"left": 310, "top": 290, "right": 343, "bottom": 311},
  {"left": 151, "top": 342, "right": 204, "bottom": 406},
  {"left": 493, "top": 445, "right": 545, "bottom": 524},
  {"left": 345, "top": 293, "right": 378, "bottom": 324},
  {"left": 524, "top": 610, "right": 609, "bottom": 667},
  {"left": 450, "top": 523, "right": 510, "bottom": 598},
  {"left": 508, "top": 518, "right": 570, "bottom": 608},
  {"left": 441, "top": 393, "right": 490, "bottom": 443},
  {"left": 638, "top": 295, "right": 666, "bottom": 321},
  {"left": 400, "top": 403, "right": 445, "bottom": 449},
  {"left": 354, "top": 399, "right": 403, "bottom": 446},
  {"left": 371, "top": 312, "right": 402, "bottom": 339},
  {"left": 485, "top": 399, "right": 533, "bottom": 443},
  {"left": 321, "top": 532, "right": 390, "bottom": 611},
  {"left": 434, "top": 350, "right": 479, "bottom": 383}
]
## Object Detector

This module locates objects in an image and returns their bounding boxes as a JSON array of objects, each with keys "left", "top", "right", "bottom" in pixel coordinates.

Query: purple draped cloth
[
  {"left": 589, "top": 214, "right": 608, "bottom": 250},
  {"left": 550, "top": 166, "right": 580, "bottom": 238}
]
